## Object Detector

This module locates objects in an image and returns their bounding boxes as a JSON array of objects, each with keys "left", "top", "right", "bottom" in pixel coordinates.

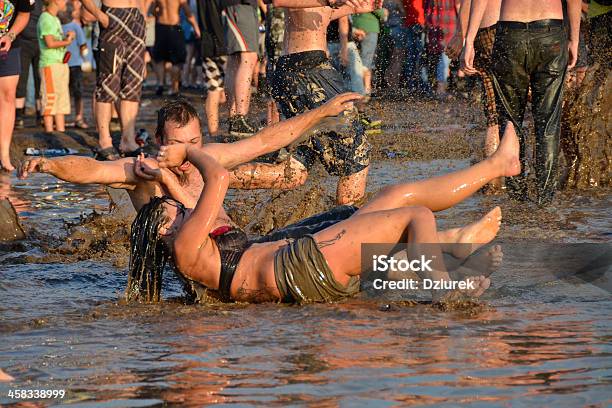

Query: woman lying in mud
[{"left": 129, "top": 128, "right": 520, "bottom": 304}]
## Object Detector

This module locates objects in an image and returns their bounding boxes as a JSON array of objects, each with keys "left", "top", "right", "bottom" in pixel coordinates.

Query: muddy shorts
[
  {"left": 95, "top": 7, "right": 146, "bottom": 103},
  {"left": 491, "top": 19, "right": 568, "bottom": 203},
  {"left": 274, "top": 234, "right": 361, "bottom": 304},
  {"left": 222, "top": 4, "right": 259, "bottom": 55},
  {"left": 203, "top": 56, "right": 226, "bottom": 91},
  {"left": 152, "top": 24, "right": 187, "bottom": 64},
  {"left": 473, "top": 24, "right": 498, "bottom": 127},
  {"left": 271, "top": 50, "right": 371, "bottom": 177},
  {"left": 40, "top": 63, "right": 70, "bottom": 116}
]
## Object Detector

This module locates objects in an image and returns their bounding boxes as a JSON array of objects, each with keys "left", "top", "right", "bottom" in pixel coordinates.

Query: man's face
[{"left": 159, "top": 118, "right": 202, "bottom": 176}]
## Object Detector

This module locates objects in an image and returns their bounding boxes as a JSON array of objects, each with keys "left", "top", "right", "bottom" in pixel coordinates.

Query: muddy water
[{"left": 1, "top": 156, "right": 611, "bottom": 406}]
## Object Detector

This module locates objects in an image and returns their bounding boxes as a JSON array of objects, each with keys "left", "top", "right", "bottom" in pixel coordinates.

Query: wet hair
[
  {"left": 127, "top": 196, "right": 185, "bottom": 302},
  {"left": 155, "top": 98, "right": 201, "bottom": 144}
]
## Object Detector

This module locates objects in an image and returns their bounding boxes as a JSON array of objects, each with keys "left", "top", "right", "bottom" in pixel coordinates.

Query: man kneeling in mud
[
  {"left": 18, "top": 94, "right": 362, "bottom": 211},
  {"left": 127, "top": 124, "right": 521, "bottom": 304}
]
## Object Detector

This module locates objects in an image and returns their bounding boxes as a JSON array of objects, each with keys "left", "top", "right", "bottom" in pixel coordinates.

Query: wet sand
[{"left": 1, "top": 80, "right": 611, "bottom": 406}]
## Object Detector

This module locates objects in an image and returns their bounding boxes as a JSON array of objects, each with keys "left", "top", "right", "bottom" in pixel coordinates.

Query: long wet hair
[{"left": 127, "top": 196, "right": 185, "bottom": 302}]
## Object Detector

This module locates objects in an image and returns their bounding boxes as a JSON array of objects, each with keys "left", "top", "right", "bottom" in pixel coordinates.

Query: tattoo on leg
[{"left": 317, "top": 229, "right": 346, "bottom": 248}]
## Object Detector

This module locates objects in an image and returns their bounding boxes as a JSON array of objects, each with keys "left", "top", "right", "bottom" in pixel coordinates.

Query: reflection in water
[{"left": 0, "top": 170, "right": 610, "bottom": 407}]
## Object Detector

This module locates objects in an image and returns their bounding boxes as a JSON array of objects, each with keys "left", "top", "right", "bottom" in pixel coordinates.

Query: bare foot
[
  {"left": 0, "top": 158, "right": 15, "bottom": 172},
  {"left": 0, "top": 368, "right": 14, "bottom": 382},
  {"left": 433, "top": 275, "right": 491, "bottom": 303},
  {"left": 447, "top": 207, "right": 502, "bottom": 259},
  {"left": 450, "top": 245, "right": 503, "bottom": 281},
  {"left": 492, "top": 123, "right": 521, "bottom": 177}
]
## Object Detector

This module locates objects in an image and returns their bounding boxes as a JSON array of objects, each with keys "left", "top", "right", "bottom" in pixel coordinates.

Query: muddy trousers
[{"left": 491, "top": 20, "right": 568, "bottom": 204}]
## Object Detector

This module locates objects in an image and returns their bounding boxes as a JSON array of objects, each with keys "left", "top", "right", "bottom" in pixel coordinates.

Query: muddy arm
[
  {"left": 203, "top": 92, "right": 363, "bottom": 170},
  {"left": 229, "top": 157, "right": 307, "bottom": 190},
  {"left": 18, "top": 156, "right": 139, "bottom": 190}
]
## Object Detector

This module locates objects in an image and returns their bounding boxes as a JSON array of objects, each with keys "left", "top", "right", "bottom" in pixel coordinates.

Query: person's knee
[{"left": 405, "top": 206, "right": 435, "bottom": 223}]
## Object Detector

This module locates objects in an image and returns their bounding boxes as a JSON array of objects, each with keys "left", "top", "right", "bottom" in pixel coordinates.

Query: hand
[
  {"left": 194, "top": 27, "right": 201, "bottom": 39},
  {"left": 445, "top": 32, "right": 463, "bottom": 60},
  {"left": 567, "top": 39, "right": 579, "bottom": 70},
  {"left": 157, "top": 144, "right": 189, "bottom": 168},
  {"left": 0, "top": 35, "right": 12, "bottom": 53},
  {"left": 352, "top": 28, "right": 366, "bottom": 42},
  {"left": 321, "top": 92, "right": 364, "bottom": 116},
  {"left": 348, "top": 0, "right": 382, "bottom": 13},
  {"left": 134, "top": 153, "right": 163, "bottom": 181},
  {"left": 97, "top": 11, "right": 110, "bottom": 28},
  {"left": 461, "top": 40, "right": 478, "bottom": 76},
  {"left": 18, "top": 157, "right": 48, "bottom": 179},
  {"left": 66, "top": 31, "right": 76, "bottom": 41}
]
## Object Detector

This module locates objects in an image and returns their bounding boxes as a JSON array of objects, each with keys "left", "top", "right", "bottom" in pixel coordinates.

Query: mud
[
  {"left": 561, "top": 63, "right": 612, "bottom": 189},
  {"left": 0, "top": 198, "right": 25, "bottom": 241}
]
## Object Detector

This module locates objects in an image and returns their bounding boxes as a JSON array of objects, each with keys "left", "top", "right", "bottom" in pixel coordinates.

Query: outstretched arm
[
  {"left": 18, "top": 156, "right": 139, "bottom": 189},
  {"left": 203, "top": 92, "right": 363, "bottom": 169},
  {"left": 331, "top": 0, "right": 383, "bottom": 20},
  {"left": 264, "top": 0, "right": 365, "bottom": 7},
  {"left": 157, "top": 144, "right": 229, "bottom": 264}
]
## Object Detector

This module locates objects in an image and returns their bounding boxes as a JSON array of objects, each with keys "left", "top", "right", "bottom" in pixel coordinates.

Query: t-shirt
[
  {"left": 38, "top": 11, "right": 66, "bottom": 68},
  {"left": 62, "top": 21, "right": 86, "bottom": 67},
  {"left": 351, "top": 10, "right": 385, "bottom": 33},
  {"left": 14, "top": 0, "right": 41, "bottom": 41},
  {"left": 0, "top": 0, "right": 34, "bottom": 36}
]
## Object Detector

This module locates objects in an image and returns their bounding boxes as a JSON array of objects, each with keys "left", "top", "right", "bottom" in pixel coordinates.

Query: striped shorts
[
  {"left": 474, "top": 24, "right": 498, "bottom": 127},
  {"left": 221, "top": 4, "right": 259, "bottom": 55}
]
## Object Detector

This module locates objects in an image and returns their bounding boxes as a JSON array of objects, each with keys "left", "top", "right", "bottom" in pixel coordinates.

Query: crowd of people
[{"left": 2, "top": 0, "right": 610, "bottom": 303}]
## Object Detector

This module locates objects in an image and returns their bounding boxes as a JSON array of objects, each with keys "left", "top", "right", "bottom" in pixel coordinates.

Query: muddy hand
[
  {"left": 322, "top": 92, "right": 363, "bottom": 116},
  {"left": 157, "top": 144, "right": 188, "bottom": 168},
  {"left": 135, "top": 153, "right": 162, "bottom": 181},
  {"left": 18, "top": 157, "right": 47, "bottom": 179}
]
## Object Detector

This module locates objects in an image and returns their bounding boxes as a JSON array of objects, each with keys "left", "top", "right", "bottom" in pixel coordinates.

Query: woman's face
[{"left": 159, "top": 202, "right": 188, "bottom": 238}]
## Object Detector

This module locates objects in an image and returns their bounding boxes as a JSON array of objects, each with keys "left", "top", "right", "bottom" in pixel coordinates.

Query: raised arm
[
  {"left": 18, "top": 156, "right": 139, "bottom": 189},
  {"left": 203, "top": 92, "right": 363, "bottom": 169},
  {"left": 81, "top": 0, "right": 110, "bottom": 27},
  {"left": 157, "top": 144, "right": 229, "bottom": 262},
  {"left": 264, "top": 0, "right": 364, "bottom": 7},
  {"left": 331, "top": 0, "right": 382, "bottom": 20}
]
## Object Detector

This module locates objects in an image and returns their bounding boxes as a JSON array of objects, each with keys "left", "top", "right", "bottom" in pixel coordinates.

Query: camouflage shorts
[{"left": 271, "top": 50, "right": 371, "bottom": 177}]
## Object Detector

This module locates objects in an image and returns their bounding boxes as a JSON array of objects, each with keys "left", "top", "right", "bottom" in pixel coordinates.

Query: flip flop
[{"left": 75, "top": 119, "right": 89, "bottom": 129}]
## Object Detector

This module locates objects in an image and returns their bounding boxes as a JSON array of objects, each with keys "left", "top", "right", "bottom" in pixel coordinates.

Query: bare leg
[
  {"left": 483, "top": 124, "right": 502, "bottom": 193},
  {"left": 204, "top": 89, "right": 224, "bottom": 136},
  {"left": 54, "top": 114, "right": 65, "bottom": 132},
  {"left": 337, "top": 166, "right": 369, "bottom": 205},
  {"left": 43, "top": 115, "right": 54, "bottom": 132},
  {"left": 358, "top": 128, "right": 520, "bottom": 214},
  {"left": 0, "top": 75, "right": 18, "bottom": 171},
  {"left": 96, "top": 101, "right": 113, "bottom": 149},
  {"left": 170, "top": 64, "right": 181, "bottom": 94},
  {"left": 227, "top": 52, "right": 257, "bottom": 117},
  {"left": 154, "top": 61, "right": 165, "bottom": 89},
  {"left": 267, "top": 99, "right": 280, "bottom": 126},
  {"left": 313, "top": 207, "right": 490, "bottom": 299},
  {"left": 119, "top": 100, "right": 140, "bottom": 153}
]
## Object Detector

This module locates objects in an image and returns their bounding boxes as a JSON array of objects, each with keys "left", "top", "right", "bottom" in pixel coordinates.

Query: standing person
[
  {"left": 263, "top": 2, "right": 284, "bottom": 125},
  {"left": 152, "top": 0, "right": 200, "bottom": 96},
  {"left": 350, "top": 8, "right": 385, "bottom": 97},
  {"left": 13, "top": 0, "right": 42, "bottom": 130},
  {"left": 61, "top": 0, "right": 89, "bottom": 129},
  {"left": 385, "top": 0, "right": 407, "bottom": 90},
  {"left": 463, "top": 0, "right": 581, "bottom": 204},
  {"left": 197, "top": 0, "right": 227, "bottom": 139},
  {"left": 424, "top": 0, "right": 458, "bottom": 99},
  {"left": 271, "top": 1, "right": 381, "bottom": 205},
  {"left": 38, "top": 0, "right": 74, "bottom": 133},
  {"left": 80, "top": 0, "right": 149, "bottom": 159},
  {"left": 220, "top": 0, "right": 260, "bottom": 137},
  {"left": 447, "top": 0, "right": 502, "bottom": 192},
  {"left": 0, "top": 0, "right": 32, "bottom": 171},
  {"left": 401, "top": 0, "right": 428, "bottom": 94}
]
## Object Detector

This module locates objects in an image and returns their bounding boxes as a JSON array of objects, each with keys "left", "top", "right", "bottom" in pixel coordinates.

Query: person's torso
[
  {"left": 38, "top": 12, "right": 66, "bottom": 67},
  {"left": 351, "top": 12, "right": 381, "bottom": 33},
  {"left": 402, "top": 0, "right": 425, "bottom": 26},
  {"left": 101, "top": 0, "right": 144, "bottom": 13},
  {"left": 155, "top": 0, "right": 182, "bottom": 26},
  {"left": 480, "top": 0, "right": 501, "bottom": 28},
  {"left": 499, "top": 0, "right": 564, "bottom": 22},
  {"left": 284, "top": 7, "right": 333, "bottom": 55},
  {"left": 15, "top": 0, "right": 43, "bottom": 41}
]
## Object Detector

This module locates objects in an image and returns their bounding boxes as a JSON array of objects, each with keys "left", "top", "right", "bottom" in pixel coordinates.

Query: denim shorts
[{"left": 358, "top": 32, "right": 378, "bottom": 70}]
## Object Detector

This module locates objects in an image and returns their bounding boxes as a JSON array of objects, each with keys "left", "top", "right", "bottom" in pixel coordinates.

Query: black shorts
[
  {"left": 152, "top": 24, "right": 187, "bottom": 64},
  {"left": 14, "top": 38, "right": 40, "bottom": 99},
  {"left": 0, "top": 47, "right": 21, "bottom": 77},
  {"left": 271, "top": 50, "right": 371, "bottom": 177},
  {"left": 69, "top": 66, "right": 83, "bottom": 100}
]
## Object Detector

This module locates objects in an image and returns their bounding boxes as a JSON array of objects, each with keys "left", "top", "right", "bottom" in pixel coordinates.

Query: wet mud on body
[{"left": 1, "top": 78, "right": 610, "bottom": 406}]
